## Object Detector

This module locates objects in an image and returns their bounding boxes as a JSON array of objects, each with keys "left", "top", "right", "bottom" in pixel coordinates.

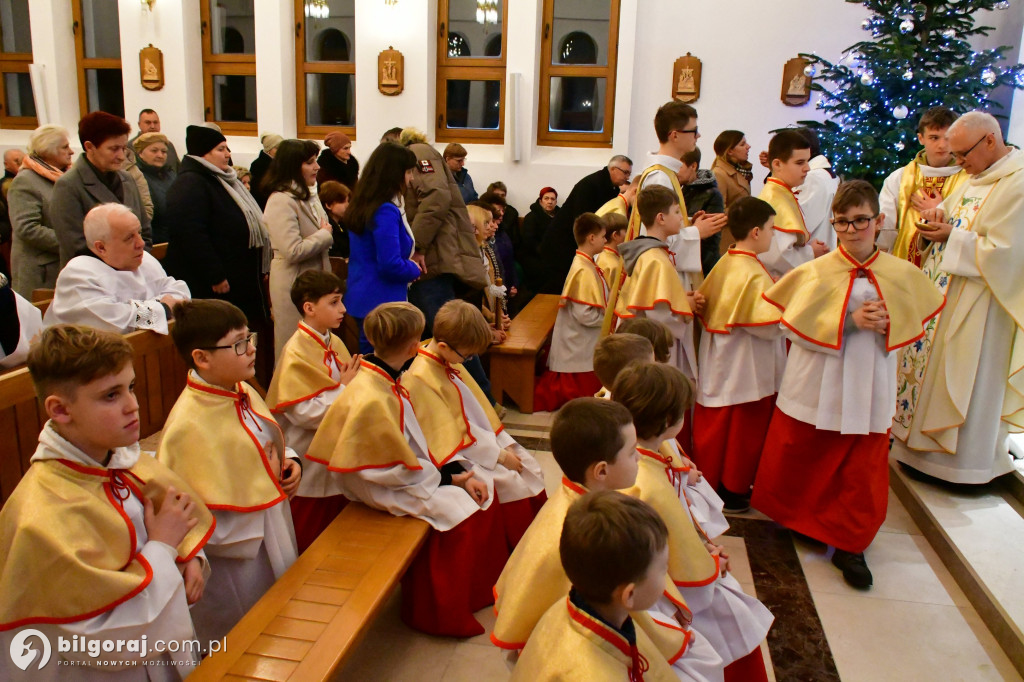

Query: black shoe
[
  {"left": 718, "top": 486, "right": 751, "bottom": 513},
  {"left": 832, "top": 549, "right": 873, "bottom": 589}
]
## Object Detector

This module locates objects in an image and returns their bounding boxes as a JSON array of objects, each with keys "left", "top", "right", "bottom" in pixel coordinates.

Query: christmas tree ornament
[
  {"left": 995, "top": 0, "right": 1010, "bottom": 8},
  {"left": 982, "top": 68, "right": 997, "bottom": 85},
  {"left": 902, "top": 69, "right": 914, "bottom": 80},
  {"left": 803, "top": 63, "right": 818, "bottom": 77},
  {"left": 861, "top": 18, "right": 872, "bottom": 30},
  {"left": 861, "top": 71, "right": 875, "bottom": 85},
  {"left": 899, "top": 18, "right": 915, "bottom": 33},
  {"left": 895, "top": 141, "right": 905, "bottom": 151},
  {"left": 941, "top": 28, "right": 957, "bottom": 39},
  {"left": 859, "top": 101, "right": 872, "bottom": 112},
  {"left": 893, "top": 105, "right": 909, "bottom": 119}
]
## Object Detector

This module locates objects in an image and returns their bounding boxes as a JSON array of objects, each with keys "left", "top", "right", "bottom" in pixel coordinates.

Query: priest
[
  {"left": 44, "top": 203, "right": 189, "bottom": 334},
  {"left": 892, "top": 111, "right": 1024, "bottom": 484}
]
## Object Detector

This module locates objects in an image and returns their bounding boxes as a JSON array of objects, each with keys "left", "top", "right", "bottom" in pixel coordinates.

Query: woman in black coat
[{"left": 518, "top": 186, "right": 559, "bottom": 294}]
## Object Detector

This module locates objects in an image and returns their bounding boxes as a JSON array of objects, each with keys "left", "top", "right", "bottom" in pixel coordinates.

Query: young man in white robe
[
  {"left": 795, "top": 129, "right": 840, "bottom": 250},
  {"left": 44, "top": 203, "right": 189, "bottom": 335}
]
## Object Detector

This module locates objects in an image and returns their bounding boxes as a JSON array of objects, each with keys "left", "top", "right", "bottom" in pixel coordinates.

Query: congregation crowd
[{"left": 0, "top": 93, "right": 1022, "bottom": 682}]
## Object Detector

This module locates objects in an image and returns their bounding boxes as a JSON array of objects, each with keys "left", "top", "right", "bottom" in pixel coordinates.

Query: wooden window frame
[
  {"left": 72, "top": 0, "right": 123, "bottom": 119},
  {"left": 435, "top": 0, "right": 508, "bottom": 144},
  {"left": 0, "top": 55, "right": 35, "bottom": 130},
  {"left": 200, "top": 0, "right": 257, "bottom": 137},
  {"left": 294, "top": 1, "right": 356, "bottom": 140},
  {"left": 536, "top": 0, "right": 620, "bottom": 148}
]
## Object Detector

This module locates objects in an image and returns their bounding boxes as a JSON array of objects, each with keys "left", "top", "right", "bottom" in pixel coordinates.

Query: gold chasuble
[
  {"left": 404, "top": 348, "right": 503, "bottom": 467},
  {"left": 159, "top": 378, "right": 286, "bottom": 511},
  {"left": 562, "top": 251, "right": 608, "bottom": 309},
  {"left": 511, "top": 597, "right": 678, "bottom": 682},
  {"left": 617, "top": 245, "right": 693, "bottom": 321},
  {"left": 306, "top": 360, "right": 422, "bottom": 472},
  {"left": 629, "top": 448, "right": 719, "bottom": 588},
  {"left": 266, "top": 322, "right": 351, "bottom": 412},
  {"left": 696, "top": 249, "right": 782, "bottom": 334},
  {"left": 0, "top": 442, "right": 213, "bottom": 629},
  {"left": 891, "top": 152, "right": 966, "bottom": 265},
  {"left": 596, "top": 246, "right": 625, "bottom": 292},
  {"left": 759, "top": 178, "right": 809, "bottom": 246},
  {"left": 762, "top": 246, "right": 945, "bottom": 352}
]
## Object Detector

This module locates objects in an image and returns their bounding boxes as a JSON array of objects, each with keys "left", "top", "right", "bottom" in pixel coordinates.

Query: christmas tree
[{"left": 798, "top": 0, "right": 1024, "bottom": 186}]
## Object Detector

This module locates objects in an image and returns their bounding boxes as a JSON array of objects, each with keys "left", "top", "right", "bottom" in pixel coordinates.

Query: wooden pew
[
  {"left": 30, "top": 288, "right": 53, "bottom": 303},
  {"left": 189, "top": 503, "right": 429, "bottom": 681},
  {"left": 487, "top": 293, "right": 560, "bottom": 413},
  {"left": 0, "top": 328, "right": 188, "bottom": 506},
  {"left": 32, "top": 299, "right": 51, "bottom": 316},
  {"left": 151, "top": 242, "right": 168, "bottom": 261}
]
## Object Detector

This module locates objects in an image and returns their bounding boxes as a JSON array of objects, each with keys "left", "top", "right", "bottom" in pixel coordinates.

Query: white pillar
[
  {"left": 254, "top": 0, "right": 297, "bottom": 140},
  {"left": 27, "top": 0, "right": 80, "bottom": 134}
]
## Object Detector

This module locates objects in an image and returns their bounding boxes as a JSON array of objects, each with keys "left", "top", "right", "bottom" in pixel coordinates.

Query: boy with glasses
[
  {"left": 160, "top": 299, "right": 301, "bottom": 644},
  {"left": 752, "top": 181, "right": 944, "bottom": 589}
]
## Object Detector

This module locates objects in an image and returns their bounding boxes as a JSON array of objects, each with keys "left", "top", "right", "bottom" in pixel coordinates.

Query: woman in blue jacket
[{"left": 344, "top": 143, "right": 423, "bottom": 352}]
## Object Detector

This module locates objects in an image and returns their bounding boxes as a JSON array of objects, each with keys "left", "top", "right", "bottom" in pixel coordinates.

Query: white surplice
[
  {"left": 639, "top": 154, "right": 704, "bottom": 281},
  {"left": 0, "top": 291, "right": 43, "bottom": 368},
  {"left": 696, "top": 325, "right": 786, "bottom": 408},
  {"left": 547, "top": 300, "right": 604, "bottom": 373},
  {"left": 796, "top": 156, "right": 840, "bottom": 250},
  {"left": 758, "top": 229, "right": 814, "bottom": 280},
  {"left": 44, "top": 252, "right": 190, "bottom": 335}
]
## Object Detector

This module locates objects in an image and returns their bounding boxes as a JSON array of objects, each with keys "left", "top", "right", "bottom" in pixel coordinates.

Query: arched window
[
  {"left": 317, "top": 29, "right": 350, "bottom": 61},
  {"left": 559, "top": 31, "right": 597, "bottom": 64},
  {"left": 296, "top": 1, "right": 356, "bottom": 138},
  {"left": 222, "top": 27, "right": 245, "bottom": 54},
  {"left": 201, "top": 0, "right": 257, "bottom": 135}
]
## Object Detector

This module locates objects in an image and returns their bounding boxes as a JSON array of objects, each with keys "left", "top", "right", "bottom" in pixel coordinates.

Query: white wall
[{"left": 1, "top": 0, "right": 1021, "bottom": 210}]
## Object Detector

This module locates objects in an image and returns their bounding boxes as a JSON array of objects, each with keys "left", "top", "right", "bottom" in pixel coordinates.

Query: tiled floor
[{"left": 338, "top": 409, "right": 1022, "bottom": 682}]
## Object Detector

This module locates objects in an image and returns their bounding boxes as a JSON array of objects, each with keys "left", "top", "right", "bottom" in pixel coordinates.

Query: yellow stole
[
  {"left": 404, "top": 349, "right": 503, "bottom": 467},
  {"left": 511, "top": 597, "right": 678, "bottom": 682},
  {"left": 0, "top": 452, "right": 213, "bottom": 629},
  {"left": 763, "top": 246, "right": 946, "bottom": 351},
  {"left": 561, "top": 250, "right": 608, "bottom": 309},
  {"left": 892, "top": 153, "right": 966, "bottom": 264},
  {"left": 626, "top": 165, "right": 691, "bottom": 241},
  {"left": 306, "top": 360, "right": 423, "bottom": 472},
  {"left": 616, "top": 244, "right": 693, "bottom": 320},
  {"left": 697, "top": 249, "right": 782, "bottom": 333},
  {"left": 266, "top": 322, "right": 351, "bottom": 412},
  {"left": 759, "top": 178, "right": 809, "bottom": 246},
  {"left": 158, "top": 378, "right": 286, "bottom": 512},
  {"left": 596, "top": 246, "right": 624, "bottom": 292},
  {"left": 627, "top": 449, "right": 719, "bottom": 587}
]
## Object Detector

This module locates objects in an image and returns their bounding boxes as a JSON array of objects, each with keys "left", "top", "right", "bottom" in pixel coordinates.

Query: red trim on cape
[
  {"left": 416, "top": 348, "right": 478, "bottom": 468},
  {"left": 120, "top": 475, "right": 214, "bottom": 563},
  {"left": 559, "top": 251, "right": 608, "bottom": 310},
  {"left": 765, "top": 178, "right": 809, "bottom": 236},
  {"left": 562, "top": 477, "right": 588, "bottom": 496},
  {"left": 270, "top": 323, "right": 345, "bottom": 411},
  {"left": 647, "top": 614, "right": 694, "bottom": 664},
  {"left": 565, "top": 596, "right": 635, "bottom": 659},
  {"left": 672, "top": 552, "right": 721, "bottom": 588}
]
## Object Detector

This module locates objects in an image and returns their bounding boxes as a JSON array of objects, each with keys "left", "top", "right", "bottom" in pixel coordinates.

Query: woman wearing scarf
[
  {"left": 262, "top": 139, "right": 335, "bottom": 358},
  {"left": 165, "top": 125, "right": 274, "bottom": 383},
  {"left": 711, "top": 130, "right": 754, "bottom": 254},
  {"left": 8, "top": 125, "right": 75, "bottom": 297},
  {"left": 133, "top": 132, "right": 177, "bottom": 244}
]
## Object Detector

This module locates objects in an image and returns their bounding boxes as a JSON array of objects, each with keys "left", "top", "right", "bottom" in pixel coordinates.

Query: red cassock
[{"left": 692, "top": 395, "right": 775, "bottom": 493}]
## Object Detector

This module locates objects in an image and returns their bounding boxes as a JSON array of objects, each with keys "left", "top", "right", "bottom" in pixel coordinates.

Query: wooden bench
[
  {"left": 0, "top": 328, "right": 188, "bottom": 506},
  {"left": 487, "top": 293, "right": 560, "bottom": 413},
  {"left": 151, "top": 242, "right": 168, "bottom": 261},
  {"left": 189, "top": 503, "right": 429, "bottom": 681}
]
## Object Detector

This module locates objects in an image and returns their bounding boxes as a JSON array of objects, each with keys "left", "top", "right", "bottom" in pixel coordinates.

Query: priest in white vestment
[
  {"left": 891, "top": 112, "right": 1024, "bottom": 484},
  {"left": 45, "top": 203, "right": 189, "bottom": 335}
]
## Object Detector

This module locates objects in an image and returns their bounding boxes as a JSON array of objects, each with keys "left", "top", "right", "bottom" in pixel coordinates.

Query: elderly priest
[{"left": 45, "top": 203, "right": 189, "bottom": 335}]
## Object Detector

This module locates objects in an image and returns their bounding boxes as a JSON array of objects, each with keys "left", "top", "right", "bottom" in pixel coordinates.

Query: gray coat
[
  {"left": 50, "top": 154, "right": 152, "bottom": 268},
  {"left": 8, "top": 167, "right": 61, "bottom": 297}
]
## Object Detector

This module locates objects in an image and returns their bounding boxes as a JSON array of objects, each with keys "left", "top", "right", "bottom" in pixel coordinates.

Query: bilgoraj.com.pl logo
[
  {"left": 8, "top": 630, "right": 226, "bottom": 671},
  {"left": 9, "top": 629, "right": 51, "bottom": 671}
]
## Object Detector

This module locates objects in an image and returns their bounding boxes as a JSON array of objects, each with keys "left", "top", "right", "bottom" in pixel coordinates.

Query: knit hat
[
  {"left": 78, "top": 111, "right": 131, "bottom": 148},
  {"left": 324, "top": 131, "right": 351, "bottom": 153},
  {"left": 261, "top": 132, "right": 284, "bottom": 154},
  {"left": 185, "top": 125, "right": 226, "bottom": 157},
  {"left": 133, "top": 132, "right": 169, "bottom": 155}
]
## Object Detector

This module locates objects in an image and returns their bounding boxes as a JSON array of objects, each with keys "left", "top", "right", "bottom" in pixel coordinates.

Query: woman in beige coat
[
  {"left": 262, "top": 139, "right": 334, "bottom": 358},
  {"left": 710, "top": 130, "right": 754, "bottom": 253}
]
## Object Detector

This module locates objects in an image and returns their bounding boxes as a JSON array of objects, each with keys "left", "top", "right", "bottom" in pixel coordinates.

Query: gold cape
[
  {"left": 404, "top": 348, "right": 503, "bottom": 467},
  {"left": 596, "top": 194, "right": 629, "bottom": 218},
  {"left": 0, "top": 450, "right": 213, "bottom": 630},
  {"left": 266, "top": 322, "right": 351, "bottom": 412},
  {"left": 891, "top": 152, "right": 966, "bottom": 263},
  {"left": 759, "top": 178, "right": 809, "bottom": 246},
  {"left": 306, "top": 360, "right": 423, "bottom": 472},
  {"left": 596, "top": 246, "right": 625, "bottom": 292},
  {"left": 492, "top": 479, "right": 692, "bottom": 663},
  {"left": 616, "top": 245, "right": 693, "bottom": 320},
  {"left": 511, "top": 597, "right": 678, "bottom": 682},
  {"left": 626, "top": 448, "right": 719, "bottom": 587},
  {"left": 158, "top": 378, "right": 286, "bottom": 512},
  {"left": 625, "top": 165, "right": 691, "bottom": 242},
  {"left": 696, "top": 249, "right": 782, "bottom": 333},
  {"left": 561, "top": 251, "right": 608, "bottom": 309},
  {"left": 763, "top": 246, "right": 946, "bottom": 351}
]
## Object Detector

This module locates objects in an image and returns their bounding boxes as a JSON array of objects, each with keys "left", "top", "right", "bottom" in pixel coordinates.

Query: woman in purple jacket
[{"left": 344, "top": 143, "right": 423, "bottom": 352}]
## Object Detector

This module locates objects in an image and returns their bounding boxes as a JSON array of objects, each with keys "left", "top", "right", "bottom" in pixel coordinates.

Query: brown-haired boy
[
  {"left": 512, "top": 492, "right": 680, "bottom": 682},
  {"left": 692, "top": 197, "right": 786, "bottom": 512},
  {"left": 160, "top": 299, "right": 300, "bottom": 645},
  {"left": 758, "top": 130, "right": 829, "bottom": 279},
  {"left": 613, "top": 363, "right": 773, "bottom": 680},
  {"left": 596, "top": 212, "right": 628, "bottom": 291},
  {"left": 617, "top": 317, "right": 674, "bottom": 364},
  {"left": 878, "top": 106, "right": 965, "bottom": 264},
  {"left": 592, "top": 332, "right": 656, "bottom": 399},
  {"left": 534, "top": 213, "right": 609, "bottom": 411},
  {"left": 307, "top": 301, "right": 506, "bottom": 637},
  {"left": 0, "top": 325, "right": 214, "bottom": 676},
  {"left": 754, "top": 180, "right": 944, "bottom": 589},
  {"left": 404, "top": 299, "right": 546, "bottom": 546},
  {"left": 266, "top": 270, "right": 360, "bottom": 552},
  {"left": 492, "top": 398, "right": 723, "bottom": 682}
]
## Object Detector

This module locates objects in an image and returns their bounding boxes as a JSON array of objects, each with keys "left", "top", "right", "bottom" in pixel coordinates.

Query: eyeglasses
[
  {"left": 201, "top": 332, "right": 257, "bottom": 355},
  {"left": 951, "top": 134, "right": 989, "bottom": 162},
  {"left": 610, "top": 166, "right": 632, "bottom": 177},
  {"left": 674, "top": 127, "right": 699, "bottom": 137},
  {"left": 830, "top": 215, "right": 878, "bottom": 231}
]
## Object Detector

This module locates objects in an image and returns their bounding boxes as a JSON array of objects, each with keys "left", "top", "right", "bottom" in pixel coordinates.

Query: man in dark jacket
[
  {"left": 679, "top": 148, "right": 726, "bottom": 275},
  {"left": 50, "top": 112, "right": 152, "bottom": 268},
  {"left": 539, "top": 155, "right": 632, "bottom": 293},
  {"left": 249, "top": 132, "right": 283, "bottom": 210}
]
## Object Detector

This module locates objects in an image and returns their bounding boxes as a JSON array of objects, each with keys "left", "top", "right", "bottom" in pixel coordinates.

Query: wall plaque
[
  {"left": 672, "top": 53, "right": 702, "bottom": 103},
  {"left": 140, "top": 44, "right": 164, "bottom": 91},
  {"left": 781, "top": 57, "right": 811, "bottom": 106},
  {"left": 378, "top": 46, "right": 404, "bottom": 96}
]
